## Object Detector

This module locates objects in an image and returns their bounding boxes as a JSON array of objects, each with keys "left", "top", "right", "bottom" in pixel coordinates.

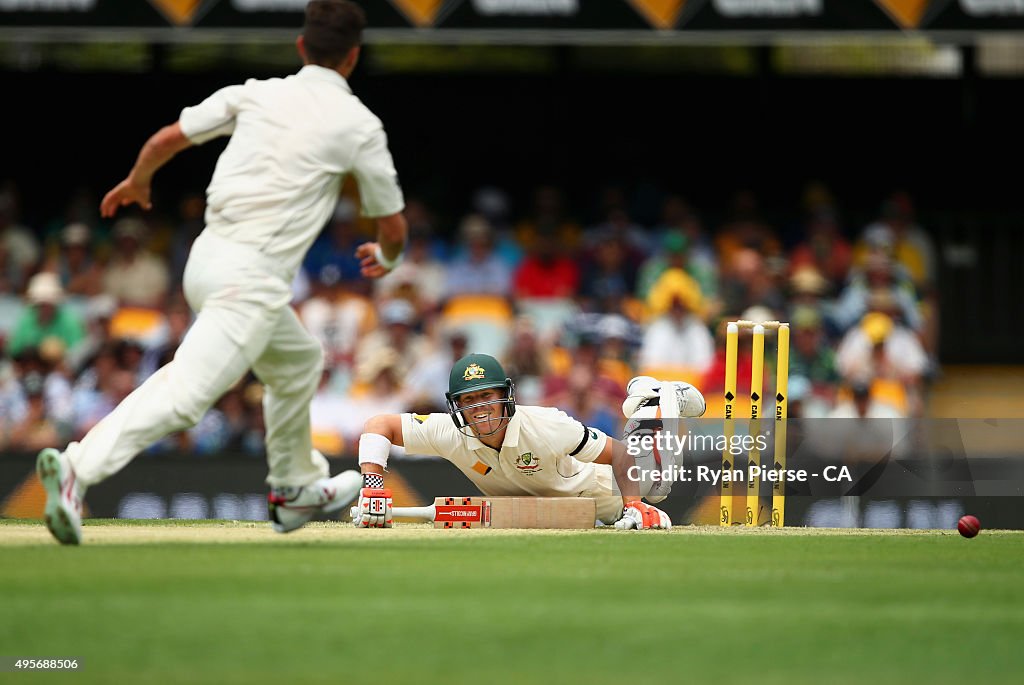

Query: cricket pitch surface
[{"left": 2, "top": 520, "right": 1021, "bottom": 685}]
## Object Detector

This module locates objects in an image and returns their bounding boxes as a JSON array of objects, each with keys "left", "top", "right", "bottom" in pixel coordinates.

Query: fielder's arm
[
  {"left": 355, "top": 212, "right": 408, "bottom": 278},
  {"left": 100, "top": 122, "right": 192, "bottom": 217}
]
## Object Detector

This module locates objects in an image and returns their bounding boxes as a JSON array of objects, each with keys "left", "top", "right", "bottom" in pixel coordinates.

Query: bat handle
[{"left": 348, "top": 505, "right": 436, "bottom": 521}]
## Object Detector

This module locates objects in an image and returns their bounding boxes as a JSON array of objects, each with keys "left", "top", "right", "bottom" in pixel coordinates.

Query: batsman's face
[{"left": 456, "top": 388, "right": 508, "bottom": 436}]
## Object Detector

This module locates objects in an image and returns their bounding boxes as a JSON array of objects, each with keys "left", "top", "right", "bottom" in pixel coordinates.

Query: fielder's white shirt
[
  {"left": 179, "top": 65, "right": 404, "bottom": 278},
  {"left": 400, "top": 406, "right": 609, "bottom": 497}
]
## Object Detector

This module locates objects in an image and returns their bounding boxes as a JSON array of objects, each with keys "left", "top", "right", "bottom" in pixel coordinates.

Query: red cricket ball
[{"left": 957, "top": 515, "right": 981, "bottom": 538}]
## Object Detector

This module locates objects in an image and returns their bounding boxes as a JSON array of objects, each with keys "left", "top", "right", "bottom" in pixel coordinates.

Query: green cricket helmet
[{"left": 445, "top": 353, "right": 516, "bottom": 437}]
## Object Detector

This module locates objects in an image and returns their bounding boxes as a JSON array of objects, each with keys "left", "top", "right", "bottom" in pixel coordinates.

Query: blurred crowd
[{"left": 0, "top": 180, "right": 939, "bottom": 456}]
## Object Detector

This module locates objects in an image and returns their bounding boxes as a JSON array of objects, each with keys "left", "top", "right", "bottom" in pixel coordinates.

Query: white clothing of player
[
  {"left": 34, "top": 3, "right": 407, "bottom": 545},
  {"left": 182, "top": 65, "right": 403, "bottom": 274},
  {"left": 400, "top": 407, "right": 623, "bottom": 524},
  {"left": 65, "top": 67, "right": 403, "bottom": 491}
]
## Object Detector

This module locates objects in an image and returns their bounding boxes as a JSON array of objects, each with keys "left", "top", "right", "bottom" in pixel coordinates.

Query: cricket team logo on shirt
[
  {"left": 463, "top": 363, "right": 486, "bottom": 382},
  {"left": 515, "top": 452, "right": 541, "bottom": 474}
]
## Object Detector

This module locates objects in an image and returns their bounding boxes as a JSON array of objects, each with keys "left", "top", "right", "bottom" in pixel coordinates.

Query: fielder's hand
[
  {"left": 615, "top": 500, "right": 672, "bottom": 531},
  {"left": 355, "top": 241, "right": 403, "bottom": 278},
  {"left": 101, "top": 177, "right": 152, "bottom": 217},
  {"left": 353, "top": 487, "right": 393, "bottom": 528}
]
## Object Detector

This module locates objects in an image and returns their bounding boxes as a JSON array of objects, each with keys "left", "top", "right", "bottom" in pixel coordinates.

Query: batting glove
[
  {"left": 354, "top": 487, "right": 393, "bottom": 528},
  {"left": 615, "top": 501, "right": 672, "bottom": 531}
]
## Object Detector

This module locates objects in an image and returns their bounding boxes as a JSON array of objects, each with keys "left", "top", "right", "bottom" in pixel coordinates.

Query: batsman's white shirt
[
  {"left": 401, "top": 406, "right": 622, "bottom": 523},
  {"left": 179, "top": 64, "right": 404, "bottom": 279}
]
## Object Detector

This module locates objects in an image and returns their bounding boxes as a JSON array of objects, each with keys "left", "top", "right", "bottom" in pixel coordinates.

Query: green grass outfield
[{"left": 1, "top": 520, "right": 1022, "bottom": 685}]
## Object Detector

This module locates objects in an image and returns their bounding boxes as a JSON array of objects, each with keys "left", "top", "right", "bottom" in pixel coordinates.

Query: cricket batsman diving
[
  {"left": 37, "top": 1, "right": 406, "bottom": 544},
  {"left": 353, "top": 354, "right": 706, "bottom": 529}
]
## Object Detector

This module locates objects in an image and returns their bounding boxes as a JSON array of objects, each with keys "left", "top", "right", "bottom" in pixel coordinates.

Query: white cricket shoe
[
  {"left": 268, "top": 469, "right": 362, "bottom": 533},
  {"left": 36, "top": 448, "right": 84, "bottom": 545}
]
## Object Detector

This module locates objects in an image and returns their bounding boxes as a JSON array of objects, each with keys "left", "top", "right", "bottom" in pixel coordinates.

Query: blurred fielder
[
  {"left": 37, "top": 0, "right": 406, "bottom": 544},
  {"left": 353, "top": 353, "right": 706, "bottom": 530}
]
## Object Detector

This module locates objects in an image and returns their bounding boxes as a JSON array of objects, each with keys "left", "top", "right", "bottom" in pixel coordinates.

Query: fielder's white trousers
[{"left": 66, "top": 231, "right": 328, "bottom": 489}]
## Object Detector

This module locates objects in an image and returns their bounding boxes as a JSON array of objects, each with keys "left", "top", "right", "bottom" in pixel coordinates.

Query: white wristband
[
  {"left": 373, "top": 244, "right": 403, "bottom": 271},
  {"left": 358, "top": 432, "right": 392, "bottom": 469}
]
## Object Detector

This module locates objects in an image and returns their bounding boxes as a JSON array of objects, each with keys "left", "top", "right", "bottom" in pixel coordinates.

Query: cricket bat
[{"left": 350, "top": 497, "right": 597, "bottom": 529}]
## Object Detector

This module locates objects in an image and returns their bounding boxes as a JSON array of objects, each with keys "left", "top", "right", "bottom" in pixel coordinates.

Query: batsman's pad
[
  {"left": 623, "top": 380, "right": 690, "bottom": 503},
  {"left": 622, "top": 377, "right": 706, "bottom": 419}
]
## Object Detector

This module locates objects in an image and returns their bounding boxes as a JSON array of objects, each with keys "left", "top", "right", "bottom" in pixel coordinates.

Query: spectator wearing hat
[
  {"left": 403, "top": 328, "right": 471, "bottom": 413},
  {"left": 375, "top": 204, "right": 447, "bottom": 315},
  {"left": 788, "top": 209, "right": 853, "bottom": 291},
  {"left": 577, "top": 236, "right": 639, "bottom": 315},
  {"left": 718, "top": 248, "right": 786, "bottom": 318},
  {"left": 637, "top": 229, "right": 717, "bottom": 305},
  {"left": 832, "top": 247, "right": 921, "bottom": 333},
  {"left": 646, "top": 266, "right": 705, "bottom": 321},
  {"left": 0, "top": 186, "right": 40, "bottom": 294},
  {"left": 6, "top": 370, "right": 65, "bottom": 451},
  {"left": 46, "top": 223, "right": 104, "bottom": 297},
  {"left": 856, "top": 193, "right": 940, "bottom": 355},
  {"left": 589, "top": 313, "right": 637, "bottom": 390},
  {"left": 501, "top": 319, "right": 547, "bottom": 406},
  {"left": 714, "top": 190, "right": 782, "bottom": 273},
  {"left": 596, "top": 314, "right": 639, "bottom": 365},
  {"left": 71, "top": 349, "right": 135, "bottom": 439},
  {"left": 64, "top": 294, "right": 118, "bottom": 374},
  {"left": 353, "top": 298, "right": 431, "bottom": 381},
  {"left": 786, "top": 265, "right": 840, "bottom": 334},
  {"left": 583, "top": 202, "right": 653, "bottom": 261},
  {"left": 139, "top": 296, "right": 195, "bottom": 379},
  {"left": 835, "top": 310, "right": 928, "bottom": 417},
  {"left": 788, "top": 305, "right": 840, "bottom": 402},
  {"left": 542, "top": 328, "right": 623, "bottom": 424},
  {"left": 0, "top": 352, "right": 28, "bottom": 448},
  {"left": 785, "top": 374, "right": 832, "bottom": 419},
  {"left": 652, "top": 196, "right": 717, "bottom": 276},
  {"left": 333, "top": 347, "right": 407, "bottom": 447},
  {"left": 102, "top": 218, "right": 170, "bottom": 308},
  {"left": 546, "top": 363, "right": 621, "bottom": 438},
  {"left": 444, "top": 214, "right": 512, "bottom": 298},
  {"left": 788, "top": 265, "right": 829, "bottom": 304},
  {"left": 299, "top": 272, "right": 375, "bottom": 369},
  {"left": 638, "top": 275, "right": 715, "bottom": 376},
  {"left": 512, "top": 231, "right": 579, "bottom": 300},
  {"left": 854, "top": 192, "right": 936, "bottom": 291},
  {"left": 7, "top": 273, "right": 85, "bottom": 358},
  {"left": 470, "top": 185, "right": 523, "bottom": 267},
  {"left": 836, "top": 311, "right": 928, "bottom": 386},
  {"left": 514, "top": 186, "right": 583, "bottom": 261}
]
